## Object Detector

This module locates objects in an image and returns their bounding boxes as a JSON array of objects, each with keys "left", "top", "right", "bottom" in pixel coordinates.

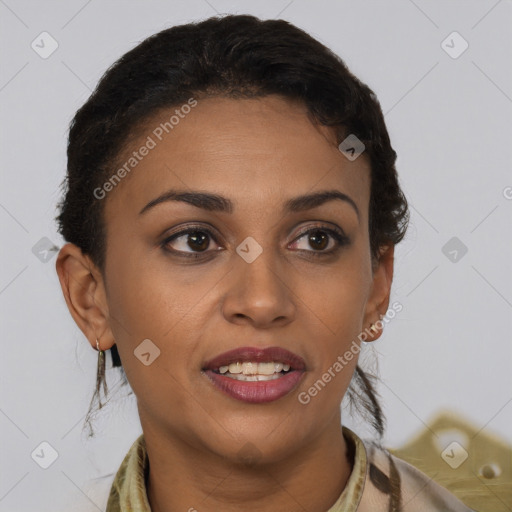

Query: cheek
[
  {"left": 299, "top": 247, "right": 371, "bottom": 405},
  {"left": 320, "top": 278, "right": 366, "bottom": 331},
  {"left": 106, "top": 251, "right": 206, "bottom": 337},
  {"left": 306, "top": 254, "right": 370, "bottom": 336},
  {"left": 104, "top": 251, "right": 224, "bottom": 384},
  {"left": 104, "top": 257, "right": 201, "bottom": 413}
]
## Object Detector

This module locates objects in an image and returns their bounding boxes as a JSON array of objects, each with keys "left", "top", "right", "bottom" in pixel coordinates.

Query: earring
[
  {"left": 369, "top": 322, "right": 379, "bottom": 334},
  {"left": 95, "top": 339, "right": 108, "bottom": 408}
]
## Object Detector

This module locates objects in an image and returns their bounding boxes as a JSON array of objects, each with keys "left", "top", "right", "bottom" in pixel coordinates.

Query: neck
[{"left": 143, "top": 416, "right": 354, "bottom": 512}]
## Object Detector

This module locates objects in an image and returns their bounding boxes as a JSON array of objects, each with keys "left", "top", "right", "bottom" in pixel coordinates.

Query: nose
[{"left": 221, "top": 245, "right": 296, "bottom": 329}]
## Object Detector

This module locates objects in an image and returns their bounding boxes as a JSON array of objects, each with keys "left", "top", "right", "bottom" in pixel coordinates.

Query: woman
[{"left": 55, "top": 14, "right": 475, "bottom": 512}]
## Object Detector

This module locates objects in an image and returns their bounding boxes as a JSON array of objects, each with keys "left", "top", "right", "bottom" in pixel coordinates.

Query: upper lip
[{"left": 203, "top": 346, "right": 306, "bottom": 371}]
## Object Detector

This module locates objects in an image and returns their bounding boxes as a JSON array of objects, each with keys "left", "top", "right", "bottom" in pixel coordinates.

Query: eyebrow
[{"left": 139, "top": 189, "right": 360, "bottom": 220}]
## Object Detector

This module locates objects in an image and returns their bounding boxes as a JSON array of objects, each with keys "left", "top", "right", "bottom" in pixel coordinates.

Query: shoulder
[{"left": 358, "top": 437, "right": 477, "bottom": 512}]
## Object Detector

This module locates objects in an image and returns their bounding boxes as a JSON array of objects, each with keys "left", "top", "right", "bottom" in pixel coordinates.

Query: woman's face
[{"left": 63, "top": 95, "right": 393, "bottom": 463}]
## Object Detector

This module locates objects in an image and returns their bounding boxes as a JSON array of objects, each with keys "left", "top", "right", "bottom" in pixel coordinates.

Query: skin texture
[{"left": 56, "top": 95, "right": 394, "bottom": 512}]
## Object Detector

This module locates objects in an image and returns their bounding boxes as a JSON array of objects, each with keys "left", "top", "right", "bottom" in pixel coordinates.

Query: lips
[{"left": 202, "top": 346, "right": 306, "bottom": 404}]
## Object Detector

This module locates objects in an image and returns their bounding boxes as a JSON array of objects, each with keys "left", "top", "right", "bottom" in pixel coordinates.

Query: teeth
[
  {"left": 257, "top": 362, "right": 275, "bottom": 375},
  {"left": 215, "top": 361, "right": 292, "bottom": 378},
  {"left": 227, "top": 373, "right": 282, "bottom": 382},
  {"left": 241, "top": 362, "right": 258, "bottom": 375},
  {"left": 228, "top": 362, "right": 242, "bottom": 374}
]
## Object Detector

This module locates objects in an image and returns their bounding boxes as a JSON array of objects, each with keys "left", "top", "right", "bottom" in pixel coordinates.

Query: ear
[
  {"left": 55, "top": 243, "right": 115, "bottom": 351},
  {"left": 363, "top": 244, "right": 394, "bottom": 341}
]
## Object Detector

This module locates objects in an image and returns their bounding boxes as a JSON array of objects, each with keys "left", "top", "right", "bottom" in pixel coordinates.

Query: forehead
[{"left": 104, "top": 95, "right": 371, "bottom": 220}]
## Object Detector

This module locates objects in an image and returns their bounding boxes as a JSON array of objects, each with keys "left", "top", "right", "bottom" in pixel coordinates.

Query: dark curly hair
[{"left": 55, "top": 14, "right": 409, "bottom": 445}]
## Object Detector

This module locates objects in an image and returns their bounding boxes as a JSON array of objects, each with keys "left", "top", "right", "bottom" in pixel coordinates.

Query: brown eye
[
  {"left": 162, "top": 227, "right": 221, "bottom": 257},
  {"left": 184, "top": 231, "right": 210, "bottom": 251},
  {"left": 290, "top": 226, "right": 349, "bottom": 255},
  {"left": 306, "top": 230, "right": 330, "bottom": 251}
]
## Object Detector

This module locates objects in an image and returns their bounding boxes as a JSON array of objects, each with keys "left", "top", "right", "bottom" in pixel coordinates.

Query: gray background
[{"left": 1, "top": 1, "right": 511, "bottom": 511}]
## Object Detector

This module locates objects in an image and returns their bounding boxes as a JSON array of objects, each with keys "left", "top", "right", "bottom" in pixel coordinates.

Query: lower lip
[{"left": 204, "top": 370, "right": 304, "bottom": 403}]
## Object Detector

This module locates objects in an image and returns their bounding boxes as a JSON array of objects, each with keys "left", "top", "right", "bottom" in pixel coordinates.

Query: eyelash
[{"left": 160, "top": 224, "right": 350, "bottom": 260}]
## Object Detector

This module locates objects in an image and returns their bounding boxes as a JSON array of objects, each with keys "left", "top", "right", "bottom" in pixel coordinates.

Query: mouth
[{"left": 202, "top": 346, "right": 306, "bottom": 403}]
